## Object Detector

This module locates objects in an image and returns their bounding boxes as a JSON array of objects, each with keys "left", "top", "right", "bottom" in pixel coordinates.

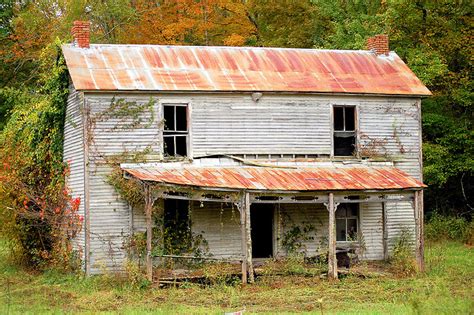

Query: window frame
[
  {"left": 335, "top": 203, "right": 360, "bottom": 243},
  {"left": 162, "top": 103, "right": 190, "bottom": 158},
  {"left": 332, "top": 105, "right": 358, "bottom": 157}
]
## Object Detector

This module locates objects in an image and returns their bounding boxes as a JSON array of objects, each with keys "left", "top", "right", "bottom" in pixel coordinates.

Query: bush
[{"left": 425, "top": 213, "right": 473, "bottom": 244}]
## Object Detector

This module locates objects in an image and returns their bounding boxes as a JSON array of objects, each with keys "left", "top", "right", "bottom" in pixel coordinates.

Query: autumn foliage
[{"left": 0, "top": 41, "right": 82, "bottom": 269}]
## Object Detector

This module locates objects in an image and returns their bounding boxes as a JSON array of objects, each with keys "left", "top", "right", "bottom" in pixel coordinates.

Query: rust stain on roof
[
  {"left": 62, "top": 44, "right": 431, "bottom": 96},
  {"left": 122, "top": 165, "right": 426, "bottom": 191}
]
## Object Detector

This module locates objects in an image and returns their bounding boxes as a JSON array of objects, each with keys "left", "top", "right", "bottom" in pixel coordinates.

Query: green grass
[{"left": 1, "top": 241, "right": 473, "bottom": 314}]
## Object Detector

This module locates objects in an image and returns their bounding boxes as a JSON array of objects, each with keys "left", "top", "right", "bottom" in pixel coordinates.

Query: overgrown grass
[{"left": 0, "top": 239, "right": 473, "bottom": 314}]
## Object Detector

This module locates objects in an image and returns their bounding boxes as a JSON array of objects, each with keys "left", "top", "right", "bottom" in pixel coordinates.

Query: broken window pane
[
  {"left": 175, "top": 135, "right": 187, "bottom": 156},
  {"left": 334, "top": 107, "right": 344, "bottom": 131},
  {"left": 176, "top": 106, "right": 187, "bottom": 131},
  {"left": 164, "top": 105, "right": 175, "bottom": 131},
  {"left": 334, "top": 134, "right": 355, "bottom": 156},
  {"left": 163, "top": 136, "right": 175, "bottom": 156},
  {"left": 345, "top": 107, "right": 355, "bottom": 131}
]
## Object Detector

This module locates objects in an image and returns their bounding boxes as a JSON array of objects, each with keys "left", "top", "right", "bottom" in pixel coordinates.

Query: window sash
[{"left": 163, "top": 104, "right": 189, "bottom": 157}]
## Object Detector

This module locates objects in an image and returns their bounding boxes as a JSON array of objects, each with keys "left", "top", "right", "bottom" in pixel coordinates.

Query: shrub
[{"left": 425, "top": 213, "right": 473, "bottom": 244}]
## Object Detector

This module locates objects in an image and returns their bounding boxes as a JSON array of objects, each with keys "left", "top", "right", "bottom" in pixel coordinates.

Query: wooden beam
[
  {"left": 382, "top": 202, "right": 388, "bottom": 260},
  {"left": 244, "top": 192, "right": 254, "bottom": 283},
  {"left": 327, "top": 193, "right": 338, "bottom": 280},
  {"left": 145, "top": 184, "right": 154, "bottom": 282}
]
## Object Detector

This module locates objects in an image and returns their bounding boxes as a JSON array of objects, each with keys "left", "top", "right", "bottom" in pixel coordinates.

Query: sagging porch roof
[{"left": 122, "top": 165, "right": 425, "bottom": 192}]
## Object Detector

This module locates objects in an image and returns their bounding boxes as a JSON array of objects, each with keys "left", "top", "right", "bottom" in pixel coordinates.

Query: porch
[{"left": 122, "top": 164, "right": 425, "bottom": 283}]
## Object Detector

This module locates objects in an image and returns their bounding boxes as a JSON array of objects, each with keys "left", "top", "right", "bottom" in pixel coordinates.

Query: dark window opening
[
  {"left": 251, "top": 204, "right": 274, "bottom": 258},
  {"left": 336, "top": 203, "right": 359, "bottom": 242},
  {"left": 333, "top": 106, "right": 356, "bottom": 156},
  {"left": 163, "top": 104, "right": 188, "bottom": 157},
  {"left": 163, "top": 199, "right": 191, "bottom": 254}
]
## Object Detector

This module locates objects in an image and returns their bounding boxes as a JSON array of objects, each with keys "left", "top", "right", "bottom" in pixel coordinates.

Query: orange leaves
[{"left": 123, "top": 0, "right": 256, "bottom": 46}]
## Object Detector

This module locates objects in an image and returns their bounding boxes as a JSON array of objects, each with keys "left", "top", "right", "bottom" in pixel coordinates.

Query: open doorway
[{"left": 250, "top": 204, "right": 274, "bottom": 258}]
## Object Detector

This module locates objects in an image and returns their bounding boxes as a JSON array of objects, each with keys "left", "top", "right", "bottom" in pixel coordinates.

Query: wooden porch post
[
  {"left": 244, "top": 191, "right": 254, "bottom": 283},
  {"left": 145, "top": 184, "right": 154, "bottom": 282},
  {"left": 382, "top": 201, "right": 389, "bottom": 260},
  {"left": 414, "top": 190, "right": 425, "bottom": 272},
  {"left": 238, "top": 191, "right": 253, "bottom": 283},
  {"left": 327, "top": 192, "right": 338, "bottom": 280},
  {"left": 239, "top": 194, "right": 248, "bottom": 284}
]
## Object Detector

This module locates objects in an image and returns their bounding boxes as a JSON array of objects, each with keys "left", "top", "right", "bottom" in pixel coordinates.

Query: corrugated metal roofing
[
  {"left": 62, "top": 44, "right": 431, "bottom": 96},
  {"left": 122, "top": 165, "right": 425, "bottom": 191}
]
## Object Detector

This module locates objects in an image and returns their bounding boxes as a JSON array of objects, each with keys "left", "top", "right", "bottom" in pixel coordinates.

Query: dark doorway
[{"left": 251, "top": 204, "right": 274, "bottom": 258}]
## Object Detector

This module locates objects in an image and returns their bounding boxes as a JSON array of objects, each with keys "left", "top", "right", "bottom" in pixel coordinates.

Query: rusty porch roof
[
  {"left": 62, "top": 44, "right": 431, "bottom": 96},
  {"left": 122, "top": 165, "right": 425, "bottom": 192}
]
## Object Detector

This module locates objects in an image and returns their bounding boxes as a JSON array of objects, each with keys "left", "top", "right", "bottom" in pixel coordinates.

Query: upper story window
[
  {"left": 336, "top": 203, "right": 359, "bottom": 242},
  {"left": 163, "top": 104, "right": 188, "bottom": 157},
  {"left": 333, "top": 106, "right": 356, "bottom": 156}
]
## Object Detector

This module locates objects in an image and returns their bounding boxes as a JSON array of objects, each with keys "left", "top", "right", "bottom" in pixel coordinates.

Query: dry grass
[{"left": 1, "top": 241, "right": 473, "bottom": 314}]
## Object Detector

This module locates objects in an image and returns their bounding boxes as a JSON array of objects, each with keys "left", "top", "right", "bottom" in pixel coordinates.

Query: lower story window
[{"left": 336, "top": 203, "right": 359, "bottom": 242}]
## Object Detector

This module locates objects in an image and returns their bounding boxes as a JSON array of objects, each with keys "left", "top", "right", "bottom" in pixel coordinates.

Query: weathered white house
[{"left": 62, "top": 21, "right": 430, "bottom": 281}]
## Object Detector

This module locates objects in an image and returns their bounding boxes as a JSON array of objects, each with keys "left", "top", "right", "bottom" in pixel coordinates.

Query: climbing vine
[{"left": 0, "top": 39, "right": 82, "bottom": 270}]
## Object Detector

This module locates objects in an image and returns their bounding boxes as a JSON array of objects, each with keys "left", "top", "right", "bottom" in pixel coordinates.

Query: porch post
[
  {"left": 244, "top": 191, "right": 254, "bottom": 283},
  {"left": 382, "top": 201, "right": 389, "bottom": 260},
  {"left": 327, "top": 192, "right": 337, "bottom": 280},
  {"left": 145, "top": 184, "right": 154, "bottom": 282},
  {"left": 239, "top": 193, "right": 248, "bottom": 284},
  {"left": 414, "top": 190, "right": 425, "bottom": 272}
]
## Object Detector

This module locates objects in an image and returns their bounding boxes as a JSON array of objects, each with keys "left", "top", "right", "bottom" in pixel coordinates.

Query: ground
[{"left": 0, "top": 241, "right": 473, "bottom": 314}]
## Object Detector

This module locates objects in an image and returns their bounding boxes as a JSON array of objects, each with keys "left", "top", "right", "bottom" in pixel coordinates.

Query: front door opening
[{"left": 251, "top": 204, "right": 274, "bottom": 258}]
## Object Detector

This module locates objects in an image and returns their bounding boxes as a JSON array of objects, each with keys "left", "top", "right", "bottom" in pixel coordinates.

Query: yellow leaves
[{"left": 224, "top": 34, "right": 246, "bottom": 46}]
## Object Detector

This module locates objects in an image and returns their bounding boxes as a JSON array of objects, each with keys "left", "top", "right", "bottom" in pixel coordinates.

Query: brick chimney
[
  {"left": 72, "top": 21, "right": 90, "bottom": 48},
  {"left": 366, "top": 34, "right": 389, "bottom": 55}
]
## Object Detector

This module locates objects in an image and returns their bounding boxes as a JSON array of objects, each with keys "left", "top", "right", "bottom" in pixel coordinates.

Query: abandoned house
[{"left": 62, "top": 21, "right": 431, "bottom": 281}]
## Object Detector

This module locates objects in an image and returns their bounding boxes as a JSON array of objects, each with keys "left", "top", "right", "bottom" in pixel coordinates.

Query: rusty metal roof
[
  {"left": 122, "top": 165, "right": 425, "bottom": 191},
  {"left": 62, "top": 44, "right": 431, "bottom": 96}
]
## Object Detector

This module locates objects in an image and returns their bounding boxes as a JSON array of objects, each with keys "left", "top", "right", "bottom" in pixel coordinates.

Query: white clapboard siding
[
  {"left": 360, "top": 203, "right": 383, "bottom": 260},
  {"left": 88, "top": 163, "right": 131, "bottom": 272},
  {"left": 191, "top": 202, "right": 242, "bottom": 258},
  {"left": 63, "top": 86, "right": 85, "bottom": 263},
  {"left": 192, "top": 96, "right": 331, "bottom": 156},
  {"left": 386, "top": 200, "right": 416, "bottom": 253},
  {"left": 359, "top": 99, "right": 421, "bottom": 162},
  {"left": 276, "top": 203, "right": 328, "bottom": 256}
]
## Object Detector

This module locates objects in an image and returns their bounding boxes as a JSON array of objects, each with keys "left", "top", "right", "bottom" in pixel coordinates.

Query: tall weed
[{"left": 390, "top": 229, "right": 417, "bottom": 276}]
